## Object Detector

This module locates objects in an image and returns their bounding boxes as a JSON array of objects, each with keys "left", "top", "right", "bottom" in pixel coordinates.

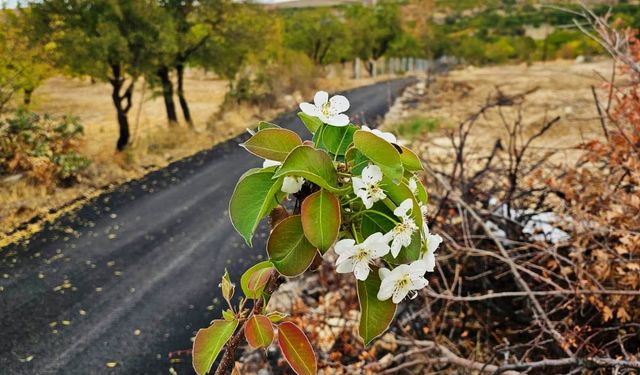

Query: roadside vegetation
[{"left": 2, "top": 0, "right": 639, "bottom": 237}]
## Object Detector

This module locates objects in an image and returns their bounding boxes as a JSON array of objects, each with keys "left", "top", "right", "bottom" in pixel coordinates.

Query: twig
[
  {"left": 213, "top": 273, "right": 282, "bottom": 375},
  {"left": 426, "top": 288, "right": 640, "bottom": 302},
  {"left": 426, "top": 165, "right": 574, "bottom": 357},
  {"left": 393, "top": 339, "right": 522, "bottom": 375},
  {"left": 494, "top": 356, "right": 640, "bottom": 373}
]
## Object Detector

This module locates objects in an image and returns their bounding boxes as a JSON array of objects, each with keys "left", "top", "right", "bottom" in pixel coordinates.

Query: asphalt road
[{"left": 0, "top": 79, "right": 413, "bottom": 375}]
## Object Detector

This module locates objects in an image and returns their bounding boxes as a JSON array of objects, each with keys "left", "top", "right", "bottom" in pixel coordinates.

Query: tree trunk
[
  {"left": 110, "top": 64, "right": 134, "bottom": 151},
  {"left": 23, "top": 88, "right": 33, "bottom": 106},
  {"left": 176, "top": 63, "right": 194, "bottom": 128},
  {"left": 366, "top": 60, "right": 375, "bottom": 77},
  {"left": 110, "top": 79, "right": 130, "bottom": 151},
  {"left": 158, "top": 66, "right": 178, "bottom": 126}
]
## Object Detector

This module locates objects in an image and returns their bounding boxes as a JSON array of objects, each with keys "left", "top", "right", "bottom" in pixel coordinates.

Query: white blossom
[
  {"left": 263, "top": 159, "right": 305, "bottom": 194},
  {"left": 377, "top": 260, "right": 429, "bottom": 304},
  {"left": 385, "top": 198, "right": 418, "bottom": 257},
  {"left": 281, "top": 176, "right": 305, "bottom": 194},
  {"left": 262, "top": 159, "right": 282, "bottom": 168},
  {"left": 408, "top": 177, "right": 418, "bottom": 195},
  {"left": 335, "top": 233, "right": 390, "bottom": 281},
  {"left": 299, "top": 91, "right": 350, "bottom": 127},
  {"left": 352, "top": 164, "right": 386, "bottom": 209},
  {"left": 420, "top": 223, "right": 442, "bottom": 272},
  {"left": 361, "top": 125, "right": 398, "bottom": 144}
]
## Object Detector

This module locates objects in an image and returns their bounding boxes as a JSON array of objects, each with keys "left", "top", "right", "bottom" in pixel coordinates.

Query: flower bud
[{"left": 219, "top": 269, "right": 235, "bottom": 303}]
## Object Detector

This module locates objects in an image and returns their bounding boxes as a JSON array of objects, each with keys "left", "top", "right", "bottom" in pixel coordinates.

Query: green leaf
[
  {"left": 267, "top": 311, "right": 289, "bottom": 323},
  {"left": 273, "top": 145, "right": 345, "bottom": 194},
  {"left": 398, "top": 145, "right": 424, "bottom": 172},
  {"left": 241, "top": 128, "right": 302, "bottom": 162},
  {"left": 321, "top": 124, "right": 357, "bottom": 156},
  {"left": 277, "top": 321, "right": 317, "bottom": 375},
  {"left": 298, "top": 112, "right": 323, "bottom": 133},
  {"left": 241, "top": 261, "right": 276, "bottom": 299},
  {"left": 222, "top": 309, "right": 235, "bottom": 321},
  {"left": 192, "top": 319, "right": 239, "bottom": 375},
  {"left": 390, "top": 232, "right": 422, "bottom": 264},
  {"left": 301, "top": 190, "right": 341, "bottom": 253},
  {"left": 357, "top": 270, "right": 396, "bottom": 345},
  {"left": 244, "top": 315, "right": 274, "bottom": 349},
  {"left": 353, "top": 130, "right": 404, "bottom": 183},
  {"left": 345, "top": 147, "right": 369, "bottom": 176},
  {"left": 229, "top": 168, "right": 284, "bottom": 246},
  {"left": 267, "top": 215, "right": 318, "bottom": 277},
  {"left": 382, "top": 176, "right": 423, "bottom": 228},
  {"left": 258, "top": 121, "right": 281, "bottom": 131},
  {"left": 411, "top": 176, "right": 428, "bottom": 204},
  {"left": 360, "top": 209, "right": 395, "bottom": 239}
]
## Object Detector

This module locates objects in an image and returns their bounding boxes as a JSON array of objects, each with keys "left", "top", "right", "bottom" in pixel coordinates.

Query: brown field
[{"left": 383, "top": 58, "right": 613, "bottom": 165}]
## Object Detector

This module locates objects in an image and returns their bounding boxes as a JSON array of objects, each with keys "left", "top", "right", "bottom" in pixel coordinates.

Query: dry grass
[{"left": 0, "top": 68, "right": 392, "bottom": 244}]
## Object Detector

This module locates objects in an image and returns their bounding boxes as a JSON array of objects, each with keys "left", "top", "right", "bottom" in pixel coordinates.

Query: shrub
[
  {"left": 224, "top": 50, "right": 318, "bottom": 108},
  {"left": 0, "top": 110, "right": 89, "bottom": 185},
  {"left": 394, "top": 117, "right": 439, "bottom": 139}
]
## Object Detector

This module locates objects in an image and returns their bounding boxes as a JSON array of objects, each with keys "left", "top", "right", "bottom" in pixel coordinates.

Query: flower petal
[
  {"left": 281, "top": 176, "right": 304, "bottom": 194},
  {"left": 409, "top": 259, "right": 428, "bottom": 276},
  {"left": 410, "top": 277, "right": 428, "bottom": 290},
  {"left": 326, "top": 113, "right": 350, "bottom": 127},
  {"left": 329, "top": 94, "right": 350, "bottom": 113},
  {"left": 394, "top": 198, "right": 413, "bottom": 218},
  {"left": 390, "top": 238, "right": 401, "bottom": 258},
  {"left": 423, "top": 252, "right": 436, "bottom": 272},
  {"left": 377, "top": 281, "right": 394, "bottom": 301},
  {"left": 378, "top": 267, "right": 391, "bottom": 280},
  {"left": 353, "top": 262, "right": 370, "bottom": 280},
  {"left": 334, "top": 239, "right": 356, "bottom": 255},
  {"left": 362, "top": 196, "right": 374, "bottom": 209},
  {"left": 372, "top": 129, "right": 397, "bottom": 144},
  {"left": 362, "top": 164, "right": 383, "bottom": 183},
  {"left": 299, "top": 102, "right": 319, "bottom": 117},
  {"left": 427, "top": 233, "right": 443, "bottom": 254},
  {"left": 263, "top": 159, "right": 282, "bottom": 168},
  {"left": 392, "top": 287, "right": 409, "bottom": 304},
  {"left": 314, "top": 91, "right": 329, "bottom": 107},
  {"left": 408, "top": 178, "right": 418, "bottom": 194},
  {"left": 336, "top": 258, "right": 355, "bottom": 274}
]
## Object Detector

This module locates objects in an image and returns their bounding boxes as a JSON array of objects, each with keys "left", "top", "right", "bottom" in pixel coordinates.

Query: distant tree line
[{"left": 0, "top": 0, "right": 637, "bottom": 150}]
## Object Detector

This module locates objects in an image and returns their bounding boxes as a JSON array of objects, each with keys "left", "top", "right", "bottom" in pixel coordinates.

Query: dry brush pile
[{"left": 228, "top": 15, "right": 640, "bottom": 375}]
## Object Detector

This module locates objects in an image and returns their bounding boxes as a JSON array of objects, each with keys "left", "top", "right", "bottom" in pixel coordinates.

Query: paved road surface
[{"left": 0, "top": 79, "right": 412, "bottom": 374}]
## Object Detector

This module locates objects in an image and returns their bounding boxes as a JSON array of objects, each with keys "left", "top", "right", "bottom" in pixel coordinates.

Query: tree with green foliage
[
  {"left": 346, "top": 0, "right": 403, "bottom": 76},
  {"left": 29, "top": 0, "right": 166, "bottom": 151},
  {"left": 195, "top": 3, "right": 273, "bottom": 92},
  {"left": 485, "top": 36, "right": 516, "bottom": 63},
  {"left": 150, "top": 0, "right": 231, "bottom": 128},
  {"left": 0, "top": 8, "right": 53, "bottom": 113},
  {"left": 282, "top": 8, "right": 350, "bottom": 66}
]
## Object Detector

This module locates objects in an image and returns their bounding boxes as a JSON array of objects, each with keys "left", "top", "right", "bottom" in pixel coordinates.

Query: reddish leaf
[
  {"left": 277, "top": 321, "right": 317, "bottom": 375},
  {"left": 244, "top": 315, "right": 275, "bottom": 349},
  {"left": 267, "top": 215, "right": 318, "bottom": 276},
  {"left": 301, "top": 190, "right": 341, "bottom": 253},
  {"left": 241, "top": 261, "right": 275, "bottom": 299}
]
